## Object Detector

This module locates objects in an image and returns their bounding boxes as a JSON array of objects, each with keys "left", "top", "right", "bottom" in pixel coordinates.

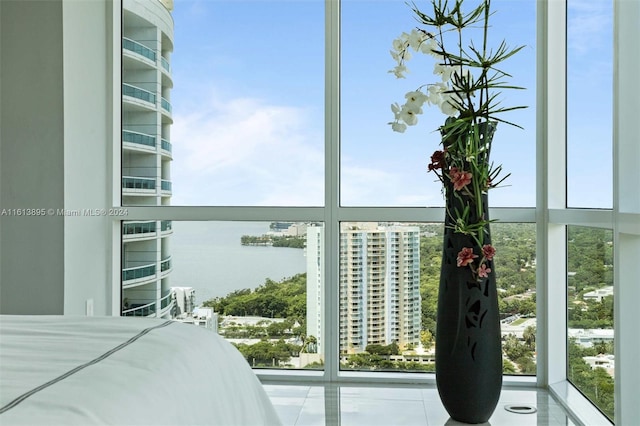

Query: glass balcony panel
[
  {"left": 161, "top": 97, "right": 172, "bottom": 113},
  {"left": 122, "top": 263, "right": 156, "bottom": 281},
  {"left": 123, "top": 221, "right": 156, "bottom": 235},
  {"left": 160, "top": 291, "right": 173, "bottom": 309},
  {"left": 161, "top": 256, "right": 172, "bottom": 272},
  {"left": 161, "top": 139, "right": 172, "bottom": 152},
  {"left": 123, "top": 130, "right": 156, "bottom": 148},
  {"left": 122, "top": 176, "right": 156, "bottom": 190},
  {"left": 161, "top": 180, "right": 172, "bottom": 191},
  {"left": 123, "top": 301, "right": 156, "bottom": 317},
  {"left": 161, "top": 56, "right": 170, "bottom": 73},
  {"left": 123, "top": 83, "right": 156, "bottom": 104},
  {"left": 123, "top": 37, "right": 156, "bottom": 62}
]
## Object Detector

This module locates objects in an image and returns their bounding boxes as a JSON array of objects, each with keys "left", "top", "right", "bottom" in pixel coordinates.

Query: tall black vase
[{"left": 435, "top": 128, "right": 502, "bottom": 424}]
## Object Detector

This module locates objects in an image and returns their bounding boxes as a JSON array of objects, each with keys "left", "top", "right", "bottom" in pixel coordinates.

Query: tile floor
[{"left": 264, "top": 384, "right": 579, "bottom": 426}]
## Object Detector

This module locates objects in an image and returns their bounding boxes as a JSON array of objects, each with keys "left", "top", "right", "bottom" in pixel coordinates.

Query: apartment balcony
[
  {"left": 122, "top": 37, "right": 156, "bottom": 64},
  {"left": 160, "top": 57, "right": 173, "bottom": 88},
  {"left": 159, "top": 256, "right": 172, "bottom": 277},
  {"left": 161, "top": 179, "right": 172, "bottom": 196},
  {"left": 122, "top": 130, "right": 156, "bottom": 153},
  {"left": 123, "top": 221, "right": 157, "bottom": 241},
  {"left": 122, "top": 300, "right": 156, "bottom": 317},
  {"left": 122, "top": 176, "right": 155, "bottom": 195},
  {"left": 122, "top": 263, "right": 156, "bottom": 288},
  {"left": 122, "top": 83, "right": 156, "bottom": 110},
  {"left": 158, "top": 290, "right": 174, "bottom": 318},
  {"left": 161, "top": 220, "right": 173, "bottom": 235},
  {"left": 160, "top": 138, "right": 172, "bottom": 159},
  {"left": 160, "top": 56, "right": 171, "bottom": 73},
  {"left": 160, "top": 97, "right": 173, "bottom": 123}
]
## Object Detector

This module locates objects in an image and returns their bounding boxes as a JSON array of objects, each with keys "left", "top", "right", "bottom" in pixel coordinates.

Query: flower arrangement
[{"left": 388, "top": 0, "right": 525, "bottom": 280}]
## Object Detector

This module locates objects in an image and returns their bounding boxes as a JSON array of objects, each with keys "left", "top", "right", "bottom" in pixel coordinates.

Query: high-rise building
[
  {"left": 121, "top": 0, "right": 174, "bottom": 318},
  {"left": 307, "top": 223, "right": 422, "bottom": 355}
]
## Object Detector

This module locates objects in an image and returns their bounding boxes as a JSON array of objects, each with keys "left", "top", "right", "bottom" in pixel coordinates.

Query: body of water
[{"left": 169, "top": 221, "right": 307, "bottom": 305}]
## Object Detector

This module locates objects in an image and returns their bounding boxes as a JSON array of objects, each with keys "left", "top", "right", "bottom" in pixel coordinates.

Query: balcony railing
[
  {"left": 161, "top": 220, "right": 172, "bottom": 232},
  {"left": 160, "top": 291, "right": 173, "bottom": 310},
  {"left": 160, "top": 256, "right": 172, "bottom": 272},
  {"left": 122, "top": 263, "right": 156, "bottom": 281},
  {"left": 161, "top": 139, "right": 172, "bottom": 152},
  {"left": 161, "top": 56, "right": 170, "bottom": 73},
  {"left": 122, "top": 176, "right": 155, "bottom": 190},
  {"left": 122, "top": 130, "right": 156, "bottom": 148},
  {"left": 161, "top": 180, "right": 172, "bottom": 191},
  {"left": 123, "top": 37, "right": 156, "bottom": 62},
  {"left": 123, "top": 221, "right": 156, "bottom": 235},
  {"left": 123, "top": 301, "right": 156, "bottom": 317},
  {"left": 161, "top": 97, "right": 172, "bottom": 113},
  {"left": 123, "top": 83, "right": 156, "bottom": 104}
]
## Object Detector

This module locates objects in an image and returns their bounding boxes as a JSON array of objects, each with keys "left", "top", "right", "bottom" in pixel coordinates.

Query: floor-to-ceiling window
[
  {"left": 115, "top": 0, "right": 640, "bottom": 422},
  {"left": 565, "top": 0, "right": 615, "bottom": 421}
]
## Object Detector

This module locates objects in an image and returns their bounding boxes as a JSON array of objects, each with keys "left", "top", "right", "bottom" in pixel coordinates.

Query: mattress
[{"left": 0, "top": 315, "right": 282, "bottom": 425}]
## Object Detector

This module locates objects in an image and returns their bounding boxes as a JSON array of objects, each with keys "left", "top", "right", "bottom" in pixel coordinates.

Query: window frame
[{"left": 110, "top": 0, "right": 640, "bottom": 422}]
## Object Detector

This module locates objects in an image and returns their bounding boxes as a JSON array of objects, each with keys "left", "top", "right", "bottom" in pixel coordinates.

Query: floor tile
[{"left": 264, "top": 384, "right": 577, "bottom": 426}]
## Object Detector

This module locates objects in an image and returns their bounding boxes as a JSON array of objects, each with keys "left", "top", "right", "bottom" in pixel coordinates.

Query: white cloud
[
  {"left": 171, "top": 89, "right": 324, "bottom": 206},
  {"left": 340, "top": 162, "right": 443, "bottom": 207},
  {"left": 567, "top": 0, "right": 612, "bottom": 55}
]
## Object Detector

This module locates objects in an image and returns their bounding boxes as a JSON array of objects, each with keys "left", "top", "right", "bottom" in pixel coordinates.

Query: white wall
[
  {"left": 0, "top": 0, "right": 113, "bottom": 315},
  {"left": 1, "top": 0, "right": 65, "bottom": 314}
]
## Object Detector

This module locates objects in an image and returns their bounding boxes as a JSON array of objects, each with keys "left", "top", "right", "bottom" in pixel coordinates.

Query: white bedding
[{"left": 0, "top": 315, "right": 281, "bottom": 426}]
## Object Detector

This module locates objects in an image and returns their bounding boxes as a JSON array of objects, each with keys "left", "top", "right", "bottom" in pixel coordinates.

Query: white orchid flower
[
  {"left": 404, "top": 90, "right": 428, "bottom": 108},
  {"left": 389, "top": 121, "right": 408, "bottom": 133},
  {"left": 399, "top": 104, "right": 422, "bottom": 126},
  {"left": 434, "top": 63, "right": 455, "bottom": 82},
  {"left": 438, "top": 96, "right": 458, "bottom": 116},
  {"left": 388, "top": 64, "right": 408, "bottom": 78}
]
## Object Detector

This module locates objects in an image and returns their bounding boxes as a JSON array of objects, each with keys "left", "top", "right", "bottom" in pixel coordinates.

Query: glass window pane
[
  {"left": 122, "top": 220, "right": 324, "bottom": 371},
  {"left": 335, "top": 222, "right": 536, "bottom": 375},
  {"left": 122, "top": 0, "right": 324, "bottom": 207},
  {"left": 494, "top": 223, "right": 537, "bottom": 376},
  {"left": 567, "top": 226, "right": 614, "bottom": 420},
  {"left": 340, "top": 0, "right": 536, "bottom": 207},
  {"left": 567, "top": 0, "right": 613, "bottom": 208}
]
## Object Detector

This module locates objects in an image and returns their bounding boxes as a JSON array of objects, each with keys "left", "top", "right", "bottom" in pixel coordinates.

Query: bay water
[{"left": 168, "top": 221, "right": 307, "bottom": 305}]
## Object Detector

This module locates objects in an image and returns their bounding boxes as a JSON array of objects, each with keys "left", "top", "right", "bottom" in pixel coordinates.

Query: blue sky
[{"left": 168, "top": 0, "right": 612, "bottom": 209}]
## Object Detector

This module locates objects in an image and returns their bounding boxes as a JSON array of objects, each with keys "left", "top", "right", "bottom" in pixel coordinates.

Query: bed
[{"left": 0, "top": 315, "right": 282, "bottom": 425}]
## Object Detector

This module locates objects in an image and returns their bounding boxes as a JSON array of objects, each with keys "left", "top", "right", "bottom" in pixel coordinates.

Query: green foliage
[
  {"left": 207, "top": 224, "right": 616, "bottom": 383},
  {"left": 233, "top": 339, "right": 301, "bottom": 368},
  {"left": 419, "top": 223, "right": 537, "bottom": 332},
  {"left": 240, "top": 234, "right": 306, "bottom": 248},
  {"left": 365, "top": 343, "right": 400, "bottom": 356},
  {"left": 568, "top": 339, "right": 615, "bottom": 421},
  {"left": 203, "top": 273, "right": 307, "bottom": 320},
  {"left": 567, "top": 226, "right": 614, "bottom": 329},
  {"left": 342, "top": 354, "right": 435, "bottom": 372},
  {"left": 502, "top": 332, "right": 536, "bottom": 375}
]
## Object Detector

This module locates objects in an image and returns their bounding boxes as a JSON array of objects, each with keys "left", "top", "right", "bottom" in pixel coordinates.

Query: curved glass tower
[{"left": 121, "top": 0, "right": 174, "bottom": 318}]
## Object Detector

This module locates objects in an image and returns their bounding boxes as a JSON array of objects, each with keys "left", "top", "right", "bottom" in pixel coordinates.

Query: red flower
[
  {"left": 478, "top": 263, "right": 492, "bottom": 278},
  {"left": 428, "top": 150, "right": 445, "bottom": 171},
  {"left": 449, "top": 166, "right": 472, "bottom": 191},
  {"left": 456, "top": 247, "right": 478, "bottom": 267},
  {"left": 482, "top": 244, "right": 496, "bottom": 260}
]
